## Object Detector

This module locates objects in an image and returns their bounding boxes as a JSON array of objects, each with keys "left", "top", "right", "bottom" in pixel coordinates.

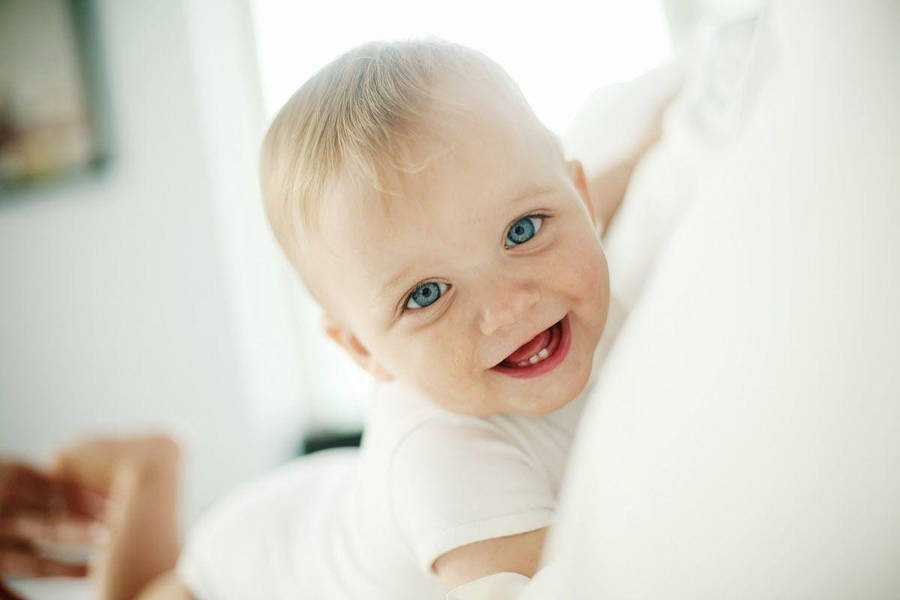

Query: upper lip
[{"left": 488, "top": 315, "right": 565, "bottom": 368}]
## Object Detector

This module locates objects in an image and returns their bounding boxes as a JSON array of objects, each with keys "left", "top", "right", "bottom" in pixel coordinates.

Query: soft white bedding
[{"left": 547, "top": 1, "right": 900, "bottom": 597}]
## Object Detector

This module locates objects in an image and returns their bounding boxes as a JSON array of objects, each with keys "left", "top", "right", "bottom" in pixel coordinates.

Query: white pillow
[{"left": 549, "top": 1, "right": 900, "bottom": 597}]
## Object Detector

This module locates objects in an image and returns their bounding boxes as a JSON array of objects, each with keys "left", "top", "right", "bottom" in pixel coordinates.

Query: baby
[
  {"left": 43, "top": 39, "right": 624, "bottom": 600},
  {"left": 242, "top": 38, "right": 614, "bottom": 598}
]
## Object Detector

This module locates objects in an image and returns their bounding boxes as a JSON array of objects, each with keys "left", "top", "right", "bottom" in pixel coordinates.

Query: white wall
[{"left": 0, "top": 0, "right": 302, "bottom": 521}]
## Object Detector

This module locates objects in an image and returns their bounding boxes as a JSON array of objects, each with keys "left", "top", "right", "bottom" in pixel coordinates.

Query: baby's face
[{"left": 309, "top": 90, "right": 609, "bottom": 416}]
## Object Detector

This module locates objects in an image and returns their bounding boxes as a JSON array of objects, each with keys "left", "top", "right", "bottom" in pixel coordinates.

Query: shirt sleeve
[{"left": 389, "top": 418, "right": 556, "bottom": 573}]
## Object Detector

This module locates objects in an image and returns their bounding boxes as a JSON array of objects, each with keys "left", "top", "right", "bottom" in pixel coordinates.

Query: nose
[{"left": 478, "top": 281, "right": 541, "bottom": 336}]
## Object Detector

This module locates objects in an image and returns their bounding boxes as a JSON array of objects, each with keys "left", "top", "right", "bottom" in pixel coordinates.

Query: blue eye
[
  {"left": 506, "top": 216, "right": 543, "bottom": 247},
  {"left": 406, "top": 281, "right": 449, "bottom": 310}
]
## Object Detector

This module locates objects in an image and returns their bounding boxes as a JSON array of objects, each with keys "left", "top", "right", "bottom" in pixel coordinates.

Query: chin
[
  {"left": 499, "top": 334, "right": 598, "bottom": 416},
  {"left": 518, "top": 368, "right": 592, "bottom": 416}
]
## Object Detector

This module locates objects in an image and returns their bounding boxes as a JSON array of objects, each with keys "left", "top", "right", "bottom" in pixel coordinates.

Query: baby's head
[{"left": 261, "top": 39, "right": 609, "bottom": 416}]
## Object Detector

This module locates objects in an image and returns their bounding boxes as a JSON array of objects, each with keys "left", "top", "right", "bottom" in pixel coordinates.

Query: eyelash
[{"left": 401, "top": 213, "right": 550, "bottom": 314}]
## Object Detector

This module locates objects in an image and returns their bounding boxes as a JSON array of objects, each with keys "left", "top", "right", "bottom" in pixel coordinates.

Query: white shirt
[{"left": 177, "top": 299, "right": 624, "bottom": 599}]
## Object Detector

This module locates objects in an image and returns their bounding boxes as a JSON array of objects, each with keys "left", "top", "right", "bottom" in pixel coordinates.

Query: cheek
[
  {"left": 552, "top": 237, "right": 609, "bottom": 306},
  {"left": 378, "top": 325, "right": 474, "bottom": 392}
]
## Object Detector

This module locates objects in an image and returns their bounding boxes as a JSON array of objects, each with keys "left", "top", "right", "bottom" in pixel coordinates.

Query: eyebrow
[
  {"left": 377, "top": 182, "right": 556, "bottom": 299},
  {"left": 509, "top": 183, "right": 556, "bottom": 204}
]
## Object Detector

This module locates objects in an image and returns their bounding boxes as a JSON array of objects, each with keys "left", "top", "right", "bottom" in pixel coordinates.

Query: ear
[
  {"left": 566, "top": 159, "right": 598, "bottom": 227},
  {"left": 321, "top": 314, "right": 395, "bottom": 382}
]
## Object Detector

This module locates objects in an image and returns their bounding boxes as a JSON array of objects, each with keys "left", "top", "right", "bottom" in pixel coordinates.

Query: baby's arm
[
  {"left": 433, "top": 528, "right": 547, "bottom": 590},
  {"left": 586, "top": 100, "right": 668, "bottom": 236}
]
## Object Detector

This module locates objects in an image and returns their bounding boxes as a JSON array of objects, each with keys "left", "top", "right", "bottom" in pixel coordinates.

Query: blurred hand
[
  {"left": 52, "top": 435, "right": 183, "bottom": 600},
  {"left": 0, "top": 435, "right": 179, "bottom": 587},
  {"left": 50, "top": 435, "right": 181, "bottom": 500},
  {"left": 0, "top": 460, "right": 107, "bottom": 579}
]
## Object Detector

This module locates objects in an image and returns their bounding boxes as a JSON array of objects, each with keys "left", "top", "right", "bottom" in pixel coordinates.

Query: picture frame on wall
[{"left": 0, "top": 0, "right": 112, "bottom": 192}]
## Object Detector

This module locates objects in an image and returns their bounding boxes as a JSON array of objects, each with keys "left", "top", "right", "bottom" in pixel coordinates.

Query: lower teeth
[
  {"left": 517, "top": 347, "right": 550, "bottom": 367},
  {"left": 502, "top": 321, "right": 562, "bottom": 369}
]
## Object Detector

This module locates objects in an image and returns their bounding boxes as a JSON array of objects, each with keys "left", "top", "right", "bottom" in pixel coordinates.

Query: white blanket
[{"left": 547, "top": 1, "right": 900, "bottom": 597}]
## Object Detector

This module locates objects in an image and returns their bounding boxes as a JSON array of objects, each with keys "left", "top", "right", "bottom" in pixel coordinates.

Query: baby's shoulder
[{"left": 363, "top": 383, "right": 559, "bottom": 572}]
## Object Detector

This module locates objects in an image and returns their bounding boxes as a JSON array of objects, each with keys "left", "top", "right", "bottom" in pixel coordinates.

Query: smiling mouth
[{"left": 490, "top": 315, "right": 572, "bottom": 379}]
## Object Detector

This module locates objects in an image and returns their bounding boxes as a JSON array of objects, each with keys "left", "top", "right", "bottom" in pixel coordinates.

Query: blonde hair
[{"left": 259, "top": 38, "right": 537, "bottom": 272}]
